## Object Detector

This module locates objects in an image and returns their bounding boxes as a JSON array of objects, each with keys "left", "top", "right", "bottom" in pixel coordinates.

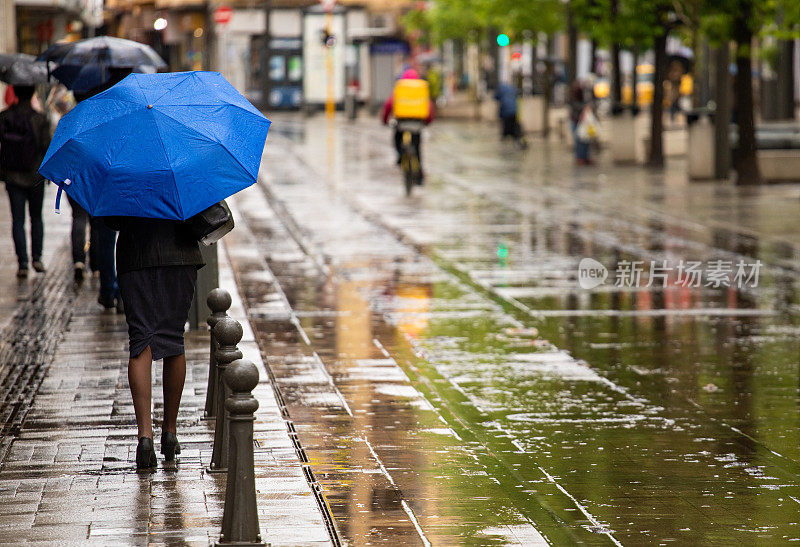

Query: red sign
[
  {"left": 213, "top": 6, "right": 233, "bottom": 25},
  {"left": 320, "top": 0, "right": 336, "bottom": 12}
]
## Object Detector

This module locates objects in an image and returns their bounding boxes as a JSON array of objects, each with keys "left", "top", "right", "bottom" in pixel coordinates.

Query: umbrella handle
[{"left": 54, "top": 178, "right": 71, "bottom": 214}]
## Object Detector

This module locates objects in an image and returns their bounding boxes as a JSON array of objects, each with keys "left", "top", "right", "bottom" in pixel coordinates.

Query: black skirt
[{"left": 118, "top": 265, "right": 197, "bottom": 360}]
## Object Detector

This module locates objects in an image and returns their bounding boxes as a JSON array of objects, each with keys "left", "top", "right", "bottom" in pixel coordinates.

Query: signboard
[
  {"left": 213, "top": 5, "right": 233, "bottom": 25},
  {"left": 319, "top": 0, "right": 336, "bottom": 12},
  {"left": 303, "top": 12, "right": 345, "bottom": 104}
]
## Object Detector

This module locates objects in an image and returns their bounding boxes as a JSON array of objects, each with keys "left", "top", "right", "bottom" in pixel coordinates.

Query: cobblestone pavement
[
  {"left": 0, "top": 228, "right": 331, "bottom": 544},
  {"left": 0, "top": 184, "right": 71, "bottom": 334}
]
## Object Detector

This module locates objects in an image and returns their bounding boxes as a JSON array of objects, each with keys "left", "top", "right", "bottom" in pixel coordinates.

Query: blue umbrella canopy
[{"left": 39, "top": 71, "right": 271, "bottom": 220}]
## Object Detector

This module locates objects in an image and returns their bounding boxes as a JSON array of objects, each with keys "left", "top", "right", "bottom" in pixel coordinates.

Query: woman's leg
[
  {"left": 162, "top": 353, "right": 186, "bottom": 434},
  {"left": 128, "top": 346, "right": 153, "bottom": 439}
]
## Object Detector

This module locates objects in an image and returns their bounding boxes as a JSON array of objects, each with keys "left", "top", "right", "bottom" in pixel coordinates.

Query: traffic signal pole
[{"left": 325, "top": 9, "right": 335, "bottom": 119}]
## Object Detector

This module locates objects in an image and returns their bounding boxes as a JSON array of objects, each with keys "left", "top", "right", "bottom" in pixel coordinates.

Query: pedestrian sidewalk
[
  {"left": 0, "top": 183, "right": 71, "bottom": 334},
  {"left": 0, "top": 235, "right": 331, "bottom": 545}
]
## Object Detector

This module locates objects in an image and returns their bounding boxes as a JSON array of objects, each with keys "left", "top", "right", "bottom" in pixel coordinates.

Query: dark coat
[
  {"left": 0, "top": 103, "right": 51, "bottom": 188},
  {"left": 105, "top": 217, "right": 204, "bottom": 276},
  {"left": 494, "top": 83, "right": 518, "bottom": 119}
]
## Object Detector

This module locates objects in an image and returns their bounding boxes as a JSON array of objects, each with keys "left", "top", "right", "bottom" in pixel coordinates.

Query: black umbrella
[
  {"left": 668, "top": 54, "right": 693, "bottom": 74},
  {"left": 38, "top": 37, "right": 166, "bottom": 93},
  {"left": 37, "top": 36, "right": 166, "bottom": 71},
  {"left": 50, "top": 63, "right": 158, "bottom": 93},
  {"left": 0, "top": 53, "right": 49, "bottom": 86}
]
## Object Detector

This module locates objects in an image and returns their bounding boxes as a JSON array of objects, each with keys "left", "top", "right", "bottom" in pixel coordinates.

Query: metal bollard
[
  {"left": 205, "top": 288, "right": 232, "bottom": 418},
  {"left": 217, "top": 358, "right": 264, "bottom": 546},
  {"left": 208, "top": 317, "right": 243, "bottom": 473}
]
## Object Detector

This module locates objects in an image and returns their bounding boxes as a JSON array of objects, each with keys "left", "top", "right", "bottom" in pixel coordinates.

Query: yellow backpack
[{"left": 393, "top": 79, "right": 430, "bottom": 120}]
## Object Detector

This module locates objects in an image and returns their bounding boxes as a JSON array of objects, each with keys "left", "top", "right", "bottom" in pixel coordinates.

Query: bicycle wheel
[
  {"left": 410, "top": 148, "right": 422, "bottom": 186},
  {"left": 401, "top": 153, "right": 413, "bottom": 196}
]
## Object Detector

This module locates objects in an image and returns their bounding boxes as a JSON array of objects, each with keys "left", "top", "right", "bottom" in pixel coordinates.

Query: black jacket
[
  {"left": 105, "top": 217, "right": 204, "bottom": 276},
  {"left": 0, "top": 104, "right": 51, "bottom": 188}
]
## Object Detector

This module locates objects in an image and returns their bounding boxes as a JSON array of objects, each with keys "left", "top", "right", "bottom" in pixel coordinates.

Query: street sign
[
  {"left": 320, "top": 0, "right": 336, "bottom": 12},
  {"left": 213, "top": 6, "right": 233, "bottom": 25}
]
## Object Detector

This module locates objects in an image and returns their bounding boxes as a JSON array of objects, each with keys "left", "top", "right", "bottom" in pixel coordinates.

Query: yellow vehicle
[{"left": 594, "top": 64, "right": 693, "bottom": 106}]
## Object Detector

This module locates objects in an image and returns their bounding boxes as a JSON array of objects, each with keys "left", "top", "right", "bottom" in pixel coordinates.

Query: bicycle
[{"left": 395, "top": 119, "right": 424, "bottom": 196}]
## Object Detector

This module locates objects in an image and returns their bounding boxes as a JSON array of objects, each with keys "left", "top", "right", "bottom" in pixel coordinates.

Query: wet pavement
[
  {"left": 0, "top": 183, "right": 71, "bottom": 333},
  {"left": 221, "top": 113, "right": 800, "bottom": 545},
  {"left": 0, "top": 234, "right": 331, "bottom": 544}
]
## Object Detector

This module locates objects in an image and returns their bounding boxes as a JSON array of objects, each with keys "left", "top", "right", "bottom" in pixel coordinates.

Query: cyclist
[{"left": 381, "top": 69, "right": 435, "bottom": 182}]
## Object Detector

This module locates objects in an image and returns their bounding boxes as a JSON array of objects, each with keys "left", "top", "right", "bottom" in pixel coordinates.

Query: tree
[
  {"left": 732, "top": 0, "right": 760, "bottom": 182},
  {"left": 699, "top": 0, "right": 789, "bottom": 183},
  {"left": 570, "top": 0, "right": 676, "bottom": 166}
]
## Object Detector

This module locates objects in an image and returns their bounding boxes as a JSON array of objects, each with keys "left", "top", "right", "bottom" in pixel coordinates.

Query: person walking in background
[
  {"left": 569, "top": 80, "right": 593, "bottom": 165},
  {"left": 0, "top": 86, "right": 51, "bottom": 278},
  {"left": 68, "top": 195, "right": 93, "bottom": 282},
  {"left": 104, "top": 216, "right": 204, "bottom": 469},
  {"left": 72, "top": 68, "right": 131, "bottom": 310},
  {"left": 494, "top": 82, "right": 528, "bottom": 149}
]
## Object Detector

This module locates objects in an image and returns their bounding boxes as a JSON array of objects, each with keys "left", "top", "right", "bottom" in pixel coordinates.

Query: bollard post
[
  {"left": 217, "top": 358, "right": 265, "bottom": 546},
  {"left": 208, "top": 317, "right": 243, "bottom": 473},
  {"left": 205, "top": 288, "right": 232, "bottom": 418}
]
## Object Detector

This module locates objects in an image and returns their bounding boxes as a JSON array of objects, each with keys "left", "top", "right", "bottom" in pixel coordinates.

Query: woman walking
[
  {"left": 38, "top": 71, "right": 270, "bottom": 470},
  {"left": 107, "top": 216, "right": 204, "bottom": 469}
]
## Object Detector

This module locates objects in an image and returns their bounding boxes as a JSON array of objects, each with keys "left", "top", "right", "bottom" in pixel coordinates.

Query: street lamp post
[{"left": 262, "top": 0, "right": 271, "bottom": 111}]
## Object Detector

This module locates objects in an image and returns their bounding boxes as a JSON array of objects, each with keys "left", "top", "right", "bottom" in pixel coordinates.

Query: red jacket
[{"left": 3, "top": 86, "right": 17, "bottom": 108}]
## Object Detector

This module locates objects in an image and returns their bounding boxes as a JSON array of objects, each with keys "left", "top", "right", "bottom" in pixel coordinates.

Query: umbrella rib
[
  {"left": 149, "top": 73, "right": 195, "bottom": 107},
  {"left": 204, "top": 79, "right": 264, "bottom": 117},
  {"left": 146, "top": 107, "right": 184, "bottom": 220},
  {"left": 153, "top": 107, "right": 262, "bottom": 181},
  {"left": 43, "top": 106, "right": 140, "bottom": 168},
  {"left": 133, "top": 77, "right": 185, "bottom": 218},
  {"left": 152, "top": 99, "right": 264, "bottom": 122}
]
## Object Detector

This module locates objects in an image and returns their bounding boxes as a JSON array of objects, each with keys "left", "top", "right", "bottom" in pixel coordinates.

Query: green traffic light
[
  {"left": 497, "top": 242, "right": 509, "bottom": 259},
  {"left": 497, "top": 34, "right": 510, "bottom": 47}
]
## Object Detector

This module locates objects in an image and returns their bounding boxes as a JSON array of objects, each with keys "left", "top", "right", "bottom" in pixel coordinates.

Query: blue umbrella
[{"left": 39, "top": 71, "right": 271, "bottom": 220}]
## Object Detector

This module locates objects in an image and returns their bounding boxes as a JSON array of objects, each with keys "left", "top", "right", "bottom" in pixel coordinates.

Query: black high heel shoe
[
  {"left": 136, "top": 437, "right": 157, "bottom": 470},
  {"left": 160, "top": 431, "right": 181, "bottom": 462}
]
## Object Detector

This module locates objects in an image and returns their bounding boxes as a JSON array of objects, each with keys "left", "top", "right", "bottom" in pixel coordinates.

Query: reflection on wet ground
[
  {"left": 233, "top": 114, "right": 800, "bottom": 544},
  {"left": 0, "top": 184, "right": 71, "bottom": 333}
]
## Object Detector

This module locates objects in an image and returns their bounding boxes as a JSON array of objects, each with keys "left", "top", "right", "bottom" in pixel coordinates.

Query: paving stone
[{"left": 0, "top": 236, "right": 332, "bottom": 545}]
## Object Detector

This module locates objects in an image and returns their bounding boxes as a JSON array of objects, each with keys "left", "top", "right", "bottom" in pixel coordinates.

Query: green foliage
[
  {"left": 486, "top": 0, "right": 564, "bottom": 37},
  {"left": 696, "top": 0, "right": 800, "bottom": 44},
  {"left": 401, "top": 7, "right": 433, "bottom": 46},
  {"left": 569, "top": 0, "right": 672, "bottom": 50},
  {"left": 427, "top": 0, "right": 491, "bottom": 43},
  {"left": 401, "top": 0, "right": 564, "bottom": 45},
  {"left": 402, "top": 0, "right": 800, "bottom": 48}
]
